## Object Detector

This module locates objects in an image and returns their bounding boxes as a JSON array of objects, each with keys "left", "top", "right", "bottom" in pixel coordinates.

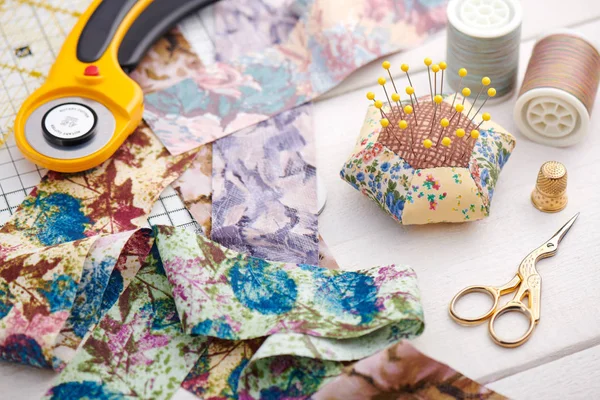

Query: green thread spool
[{"left": 446, "top": 0, "right": 522, "bottom": 99}]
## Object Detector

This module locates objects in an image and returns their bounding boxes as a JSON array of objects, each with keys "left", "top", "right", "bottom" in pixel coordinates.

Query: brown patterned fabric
[{"left": 377, "top": 97, "right": 478, "bottom": 169}]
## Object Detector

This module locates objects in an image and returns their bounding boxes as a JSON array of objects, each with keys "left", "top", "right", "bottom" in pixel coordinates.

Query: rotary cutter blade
[{"left": 15, "top": 0, "right": 218, "bottom": 173}]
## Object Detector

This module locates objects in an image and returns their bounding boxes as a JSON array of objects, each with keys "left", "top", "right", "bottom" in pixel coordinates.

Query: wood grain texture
[
  {"left": 488, "top": 345, "right": 600, "bottom": 399},
  {"left": 2, "top": 3, "right": 600, "bottom": 399}
]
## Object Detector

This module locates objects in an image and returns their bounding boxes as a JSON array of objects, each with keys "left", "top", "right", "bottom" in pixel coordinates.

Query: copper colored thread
[{"left": 519, "top": 34, "right": 600, "bottom": 113}]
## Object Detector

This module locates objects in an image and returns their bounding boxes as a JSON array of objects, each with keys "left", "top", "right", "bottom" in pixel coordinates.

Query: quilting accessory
[
  {"left": 531, "top": 161, "right": 568, "bottom": 213},
  {"left": 343, "top": 59, "right": 516, "bottom": 225},
  {"left": 446, "top": 0, "right": 522, "bottom": 99},
  {"left": 372, "top": 60, "right": 497, "bottom": 169},
  {"left": 449, "top": 213, "right": 579, "bottom": 348},
  {"left": 14, "top": 0, "right": 217, "bottom": 173},
  {"left": 514, "top": 31, "right": 600, "bottom": 147}
]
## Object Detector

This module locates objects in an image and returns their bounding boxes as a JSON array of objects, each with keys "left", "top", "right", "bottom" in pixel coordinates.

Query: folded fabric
[
  {"left": 142, "top": 0, "right": 448, "bottom": 155},
  {"left": 313, "top": 340, "right": 507, "bottom": 399},
  {"left": 341, "top": 97, "right": 516, "bottom": 225},
  {"left": 155, "top": 225, "right": 423, "bottom": 340}
]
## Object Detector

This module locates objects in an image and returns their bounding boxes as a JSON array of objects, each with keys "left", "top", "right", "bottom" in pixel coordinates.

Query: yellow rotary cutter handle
[{"left": 15, "top": 0, "right": 218, "bottom": 173}]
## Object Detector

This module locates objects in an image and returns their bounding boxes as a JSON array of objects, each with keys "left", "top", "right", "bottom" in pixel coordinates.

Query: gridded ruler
[{"left": 0, "top": 0, "right": 216, "bottom": 231}]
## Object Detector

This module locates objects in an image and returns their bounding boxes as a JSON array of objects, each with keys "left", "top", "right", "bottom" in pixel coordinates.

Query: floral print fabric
[
  {"left": 211, "top": 105, "right": 319, "bottom": 264},
  {"left": 341, "top": 100, "right": 516, "bottom": 225},
  {"left": 313, "top": 340, "right": 507, "bottom": 399},
  {"left": 155, "top": 225, "right": 423, "bottom": 340},
  {"left": 143, "top": 0, "right": 448, "bottom": 155}
]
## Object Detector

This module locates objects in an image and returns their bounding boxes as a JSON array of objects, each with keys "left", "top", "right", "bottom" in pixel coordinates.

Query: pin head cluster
[{"left": 364, "top": 58, "right": 497, "bottom": 169}]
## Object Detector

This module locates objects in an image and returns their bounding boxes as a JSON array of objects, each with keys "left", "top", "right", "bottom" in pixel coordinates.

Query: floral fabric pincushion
[{"left": 341, "top": 95, "right": 516, "bottom": 225}]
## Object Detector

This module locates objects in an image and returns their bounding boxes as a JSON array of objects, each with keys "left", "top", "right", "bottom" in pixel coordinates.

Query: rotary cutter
[{"left": 14, "top": 0, "right": 217, "bottom": 173}]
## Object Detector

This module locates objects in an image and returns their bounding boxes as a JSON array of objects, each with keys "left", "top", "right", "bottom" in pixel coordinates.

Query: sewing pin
[
  {"left": 451, "top": 68, "right": 468, "bottom": 109},
  {"left": 398, "top": 119, "right": 412, "bottom": 154},
  {"left": 466, "top": 77, "right": 491, "bottom": 120},
  {"left": 475, "top": 112, "right": 491, "bottom": 131},
  {"left": 405, "top": 87, "right": 418, "bottom": 119},
  {"left": 423, "top": 138, "right": 433, "bottom": 149},
  {"left": 448, "top": 128, "right": 466, "bottom": 163},
  {"left": 391, "top": 92, "right": 404, "bottom": 118},
  {"left": 374, "top": 99, "right": 390, "bottom": 120},
  {"left": 432, "top": 64, "right": 440, "bottom": 97},
  {"left": 380, "top": 117, "right": 401, "bottom": 148},
  {"left": 470, "top": 87, "right": 497, "bottom": 124},
  {"left": 439, "top": 61, "right": 447, "bottom": 96},
  {"left": 441, "top": 136, "right": 452, "bottom": 165},
  {"left": 460, "top": 129, "right": 480, "bottom": 161},
  {"left": 382, "top": 61, "right": 400, "bottom": 95},
  {"left": 401, "top": 64, "right": 419, "bottom": 106},
  {"left": 429, "top": 95, "right": 443, "bottom": 137},
  {"left": 378, "top": 77, "right": 397, "bottom": 119},
  {"left": 449, "top": 103, "right": 464, "bottom": 125},
  {"left": 461, "top": 87, "right": 471, "bottom": 106},
  {"left": 403, "top": 105, "right": 417, "bottom": 147},
  {"left": 437, "top": 117, "right": 450, "bottom": 146},
  {"left": 425, "top": 57, "right": 434, "bottom": 104}
]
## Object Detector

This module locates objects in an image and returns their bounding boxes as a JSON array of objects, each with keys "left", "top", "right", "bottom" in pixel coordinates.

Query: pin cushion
[{"left": 340, "top": 62, "right": 516, "bottom": 225}]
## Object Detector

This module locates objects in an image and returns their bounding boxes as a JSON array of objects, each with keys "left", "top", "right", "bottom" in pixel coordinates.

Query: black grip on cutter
[
  {"left": 118, "top": 0, "right": 219, "bottom": 72},
  {"left": 77, "top": 0, "right": 138, "bottom": 63}
]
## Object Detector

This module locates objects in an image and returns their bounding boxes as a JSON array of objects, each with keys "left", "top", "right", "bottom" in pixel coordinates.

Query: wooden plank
[
  {"left": 316, "top": 18, "right": 600, "bottom": 383},
  {"left": 488, "top": 345, "right": 600, "bottom": 399}
]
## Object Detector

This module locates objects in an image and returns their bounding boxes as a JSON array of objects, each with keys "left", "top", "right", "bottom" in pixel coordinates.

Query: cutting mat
[{"left": 0, "top": 0, "right": 214, "bottom": 232}]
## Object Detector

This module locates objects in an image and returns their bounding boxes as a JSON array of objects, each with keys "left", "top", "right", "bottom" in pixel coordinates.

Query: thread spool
[
  {"left": 514, "top": 31, "right": 600, "bottom": 147},
  {"left": 446, "top": 0, "right": 522, "bottom": 99}
]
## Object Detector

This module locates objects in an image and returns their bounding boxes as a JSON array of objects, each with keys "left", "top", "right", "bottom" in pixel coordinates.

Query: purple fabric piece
[
  {"left": 211, "top": 104, "right": 319, "bottom": 264},
  {"left": 210, "top": 0, "right": 319, "bottom": 265}
]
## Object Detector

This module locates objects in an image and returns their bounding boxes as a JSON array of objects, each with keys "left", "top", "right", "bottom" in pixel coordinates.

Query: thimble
[{"left": 531, "top": 161, "right": 568, "bottom": 213}]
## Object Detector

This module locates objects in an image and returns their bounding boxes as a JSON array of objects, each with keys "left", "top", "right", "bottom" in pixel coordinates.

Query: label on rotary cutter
[{"left": 42, "top": 103, "right": 98, "bottom": 146}]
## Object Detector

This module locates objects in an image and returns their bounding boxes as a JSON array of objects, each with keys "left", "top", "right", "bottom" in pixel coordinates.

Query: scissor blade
[{"left": 547, "top": 212, "right": 579, "bottom": 247}]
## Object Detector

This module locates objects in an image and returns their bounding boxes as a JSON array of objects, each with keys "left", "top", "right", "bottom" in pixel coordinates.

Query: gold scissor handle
[
  {"left": 449, "top": 285, "right": 501, "bottom": 326},
  {"left": 489, "top": 301, "right": 536, "bottom": 348}
]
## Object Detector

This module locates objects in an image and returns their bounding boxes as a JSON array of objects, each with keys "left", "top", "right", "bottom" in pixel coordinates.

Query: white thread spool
[
  {"left": 514, "top": 30, "right": 600, "bottom": 147},
  {"left": 446, "top": 0, "right": 522, "bottom": 100}
]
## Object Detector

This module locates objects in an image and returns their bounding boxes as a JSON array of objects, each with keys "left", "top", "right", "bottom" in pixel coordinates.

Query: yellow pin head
[
  {"left": 405, "top": 86, "right": 414, "bottom": 95},
  {"left": 442, "top": 137, "right": 452, "bottom": 147},
  {"left": 398, "top": 120, "right": 408, "bottom": 129},
  {"left": 456, "top": 103, "right": 465, "bottom": 113},
  {"left": 380, "top": 118, "right": 390, "bottom": 127},
  {"left": 391, "top": 93, "right": 400, "bottom": 102},
  {"left": 482, "top": 112, "right": 491, "bottom": 121},
  {"left": 488, "top": 88, "right": 497, "bottom": 97},
  {"left": 404, "top": 105, "right": 413, "bottom": 115},
  {"left": 366, "top": 91, "right": 375, "bottom": 101},
  {"left": 482, "top": 77, "right": 491, "bottom": 86},
  {"left": 459, "top": 68, "right": 468, "bottom": 77},
  {"left": 432, "top": 64, "right": 440, "bottom": 73},
  {"left": 378, "top": 77, "right": 386, "bottom": 86},
  {"left": 434, "top": 95, "right": 443, "bottom": 104},
  {"left": 471, "top": 129, "right": 480, "bottom": 139},
  {"left": 401, "top": 64, "right": 409, "bottom": 72},
  {"left": 456, "top": 128, "right": 466, "bottom": 138},
  {"left": 462, "top": 87, "right": 471, "bottom": 97},
  {"left": 424, "top": 57, "right": 432, "bottom": 66},
  {"left": 439, "top": 61, "right": 447, "bottom": 70},
  {"left": 440, "top": 118, "right": 449, "bottom": 127},
  {"left": 423, "top": 139, "right": 433, "bottom": 148},
  {"left": 382, "top": 61, "right": 391, "bottom": 70},
  {"left": 374, "top": 100, "right": 383, "bottom": 109}
]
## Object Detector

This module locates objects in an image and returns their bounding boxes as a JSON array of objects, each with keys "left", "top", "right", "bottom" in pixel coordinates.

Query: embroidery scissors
[{"left": 449, "top": 213, "right": 579, "bottom": 348}]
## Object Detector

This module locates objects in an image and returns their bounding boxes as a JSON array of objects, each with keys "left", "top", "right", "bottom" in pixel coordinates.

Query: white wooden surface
[{"left": 2, "top": 1, "right": 600, "bottom": 398}]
